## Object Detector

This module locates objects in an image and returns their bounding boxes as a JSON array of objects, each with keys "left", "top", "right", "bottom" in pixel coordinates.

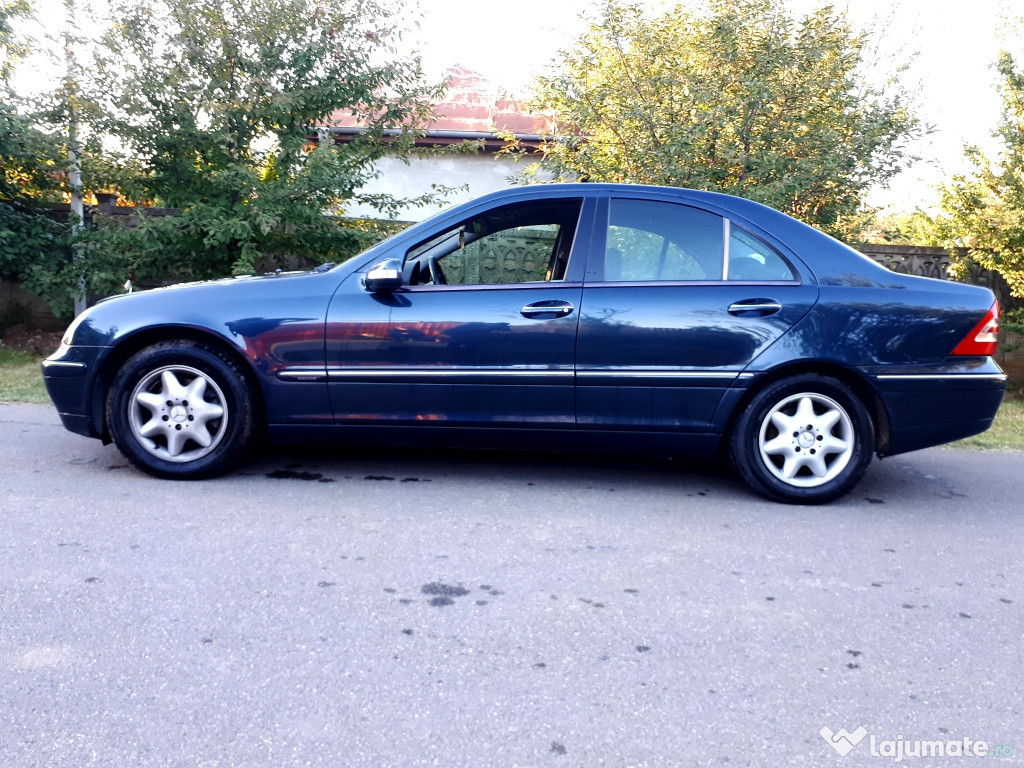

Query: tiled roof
[{"left": 330, "top": 67, "right": 554, "bottom": 138}]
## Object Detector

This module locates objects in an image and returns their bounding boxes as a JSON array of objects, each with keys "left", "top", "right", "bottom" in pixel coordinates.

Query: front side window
[{"left": 406, "top": 200, "right": 582, "bottom": 287}]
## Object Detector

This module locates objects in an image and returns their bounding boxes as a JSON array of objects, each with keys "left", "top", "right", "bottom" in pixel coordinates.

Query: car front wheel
[
  {"left": 106, "top": 341, "right": 256, "bottom": 479},
  {"left": 729, "top": 375, "right": 874, "bottom": 504}
]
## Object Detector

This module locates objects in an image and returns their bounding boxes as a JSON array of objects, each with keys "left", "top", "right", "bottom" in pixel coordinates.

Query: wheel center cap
[
  {"left": 798, "top": 431, "right": 816, "bottom": 449},
  {"left": 171, "top": 405, "right": 188, "bottom": 423}
]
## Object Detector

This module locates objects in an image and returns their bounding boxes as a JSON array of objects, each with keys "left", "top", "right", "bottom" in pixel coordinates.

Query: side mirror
[{"left": 364, "top": 259, "right": 404, "bottom": 293}]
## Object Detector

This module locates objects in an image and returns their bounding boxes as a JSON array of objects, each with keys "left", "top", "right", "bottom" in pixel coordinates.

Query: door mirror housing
[{"left": 364, "top": 259, "right": 404, "bottom": 293}]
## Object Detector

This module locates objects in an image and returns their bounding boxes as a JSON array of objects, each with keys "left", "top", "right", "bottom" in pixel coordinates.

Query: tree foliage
[
  {"left": 2, "top": 0, "right": 62, "bottom": 202},
  {"left": 520, "top": 0, "right": 920, "bottom": 237},
  {"left": 57, "top": 0, "right": 446, "bottom": 297},
  {"left": 1, "top": 0, "right": 74, "bottom": 287},
  {"left": 0, "top": 0, "right": 31, "bottom": 81},
  {"left": 0, "top": 0, "right": 31, "bottom": 83},
  {"left": 941, "top": 52, "right": 1024, "bottom": 298},
  {"left": 852, "top": 209, "right": 944, "bottom": 247}
]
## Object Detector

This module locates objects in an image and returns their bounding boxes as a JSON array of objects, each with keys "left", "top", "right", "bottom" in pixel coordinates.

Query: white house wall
[{"left": 342, "top": 153, "right": 552, "bottom": 222}]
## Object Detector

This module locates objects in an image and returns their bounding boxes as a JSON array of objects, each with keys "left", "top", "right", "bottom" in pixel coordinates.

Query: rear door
[{"left": 576, "top": 195, "right": 818, "bottom": 432}]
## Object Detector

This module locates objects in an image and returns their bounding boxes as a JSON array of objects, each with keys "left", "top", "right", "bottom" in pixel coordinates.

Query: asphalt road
[{"left": 1, "top": 403, "right": 1021, "bottom": 768}]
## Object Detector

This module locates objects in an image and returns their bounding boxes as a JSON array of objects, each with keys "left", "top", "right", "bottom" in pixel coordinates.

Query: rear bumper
[{"left": 873, "top": 365, "right": 1007, "bottom": 455}]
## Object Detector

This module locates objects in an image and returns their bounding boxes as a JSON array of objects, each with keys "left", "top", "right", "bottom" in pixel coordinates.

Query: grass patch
[{"left": 0, "top": 346, "right": 51, "bottom": 404}]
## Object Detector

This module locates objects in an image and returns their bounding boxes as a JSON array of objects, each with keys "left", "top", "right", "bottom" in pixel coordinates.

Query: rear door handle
[
  {"left": 728, "top": 299, "right": 782, "bottom": 317},
  {"left": 521, "top": 300, "right": 575, "bottom": 318}
]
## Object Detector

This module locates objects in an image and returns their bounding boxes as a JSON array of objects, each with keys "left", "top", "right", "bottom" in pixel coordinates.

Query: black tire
[
  {"left": 105, "top": 340, "right": 257, "bottom": 479},
  {"left": 729, "top": 374, "right": 874, "bottom": 504}
]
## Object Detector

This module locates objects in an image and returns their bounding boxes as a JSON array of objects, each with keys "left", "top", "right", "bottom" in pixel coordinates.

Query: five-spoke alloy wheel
[
  {"left": 107, "top": 341, "right": 256, "bottom": 479},
  {"left": 730, "top": 375, "right": 874, "bottom": 504}
]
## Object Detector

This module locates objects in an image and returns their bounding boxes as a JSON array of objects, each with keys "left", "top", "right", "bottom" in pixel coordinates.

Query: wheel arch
[
  {"left": 91, "top": 326, "right": 266, "bottom": 442},
  {"left": 723, "top": 361, "right": 890, "bottom": 454}
]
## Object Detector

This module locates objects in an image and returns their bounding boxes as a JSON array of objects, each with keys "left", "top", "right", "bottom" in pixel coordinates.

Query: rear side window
[{"left": 604, "top": 199, "right": 725, "bottom": 281}]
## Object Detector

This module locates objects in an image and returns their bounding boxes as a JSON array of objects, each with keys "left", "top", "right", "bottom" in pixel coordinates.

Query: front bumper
[{"left": 41, "top": 345, "right": 109, "bottom": 439}]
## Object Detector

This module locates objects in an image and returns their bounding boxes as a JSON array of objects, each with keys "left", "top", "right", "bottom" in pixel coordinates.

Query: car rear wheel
[
  {"left": 106, "top": 341, "right": 256, "bottom": 479},
  {"left": 729, "top": 375, "right": 873, "bottom": 504}
]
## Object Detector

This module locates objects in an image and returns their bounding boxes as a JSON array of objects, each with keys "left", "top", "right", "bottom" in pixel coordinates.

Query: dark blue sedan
[{"left": 42, "top": 184, "right": 1006, "bottom": 503}]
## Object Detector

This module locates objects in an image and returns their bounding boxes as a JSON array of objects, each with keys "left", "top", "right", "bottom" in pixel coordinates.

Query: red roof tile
[{"left": 331, "top": 67, "right": 554, "bottom": 137}]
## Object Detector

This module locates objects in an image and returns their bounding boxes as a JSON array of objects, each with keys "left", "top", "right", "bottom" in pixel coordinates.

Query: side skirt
[{"left": 267, "top": 423, "right": 723, "bottom": 458}]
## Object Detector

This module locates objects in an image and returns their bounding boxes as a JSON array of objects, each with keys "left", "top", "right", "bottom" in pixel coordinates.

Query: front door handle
[
  {"left": 521, "top": 300, "right": 575, "bottom": 318},
  {"left": 728, "top": 299, "right": 782, "bottom": 317}
]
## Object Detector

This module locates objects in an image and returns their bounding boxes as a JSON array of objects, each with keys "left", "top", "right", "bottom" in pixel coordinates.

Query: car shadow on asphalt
[
  {"left": 239, "top": 442, "right": 974, "bottom": 510},
  {"left": 246, "top": 442, "right": 733, "bottom": 490}
]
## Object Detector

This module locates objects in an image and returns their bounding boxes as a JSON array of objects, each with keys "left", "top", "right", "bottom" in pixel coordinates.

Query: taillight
[{"left": 952, "top": 301, "right": 1001, "bottom": 356}]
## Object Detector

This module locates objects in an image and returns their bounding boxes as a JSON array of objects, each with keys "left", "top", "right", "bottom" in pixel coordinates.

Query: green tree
[
  {"left": 852, "top": 209, "right": 944, "bottom": 247},
  {"left": 519, "top": 0, "right": 920, "bottom": 237},
  {"left": 2, "top": 0, "right": 59, "bottom": 201},
  {"left": 941, "top": 52, "right": 1024, "bottom": 298},
  {"left": 1, "top": 0, "right": 73, "bottom": 286},
  {"left": 1, "top": 0, "right": 30, "bottom": 84},
  {"left": 61, "top": 0, "right": 446, "bottom": 298}
]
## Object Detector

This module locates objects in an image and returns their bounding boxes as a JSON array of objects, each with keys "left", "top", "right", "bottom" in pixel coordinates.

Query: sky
[{"left": 11, "top": 0, "right": 1019, "bottom": 213}]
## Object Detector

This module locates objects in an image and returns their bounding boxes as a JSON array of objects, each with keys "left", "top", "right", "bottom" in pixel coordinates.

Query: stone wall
[{"left": 0, "top": 279, "right": 65, "bottom": 330}]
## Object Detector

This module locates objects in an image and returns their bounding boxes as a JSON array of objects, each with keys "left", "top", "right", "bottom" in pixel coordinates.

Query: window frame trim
[{"left": 722, "top": 217, "right": 732, "bottom": 281}]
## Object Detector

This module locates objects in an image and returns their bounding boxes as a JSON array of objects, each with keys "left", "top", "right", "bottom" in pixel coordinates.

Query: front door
[{"left": 327, "top": 197, "right": 590, "bottom": 428}]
